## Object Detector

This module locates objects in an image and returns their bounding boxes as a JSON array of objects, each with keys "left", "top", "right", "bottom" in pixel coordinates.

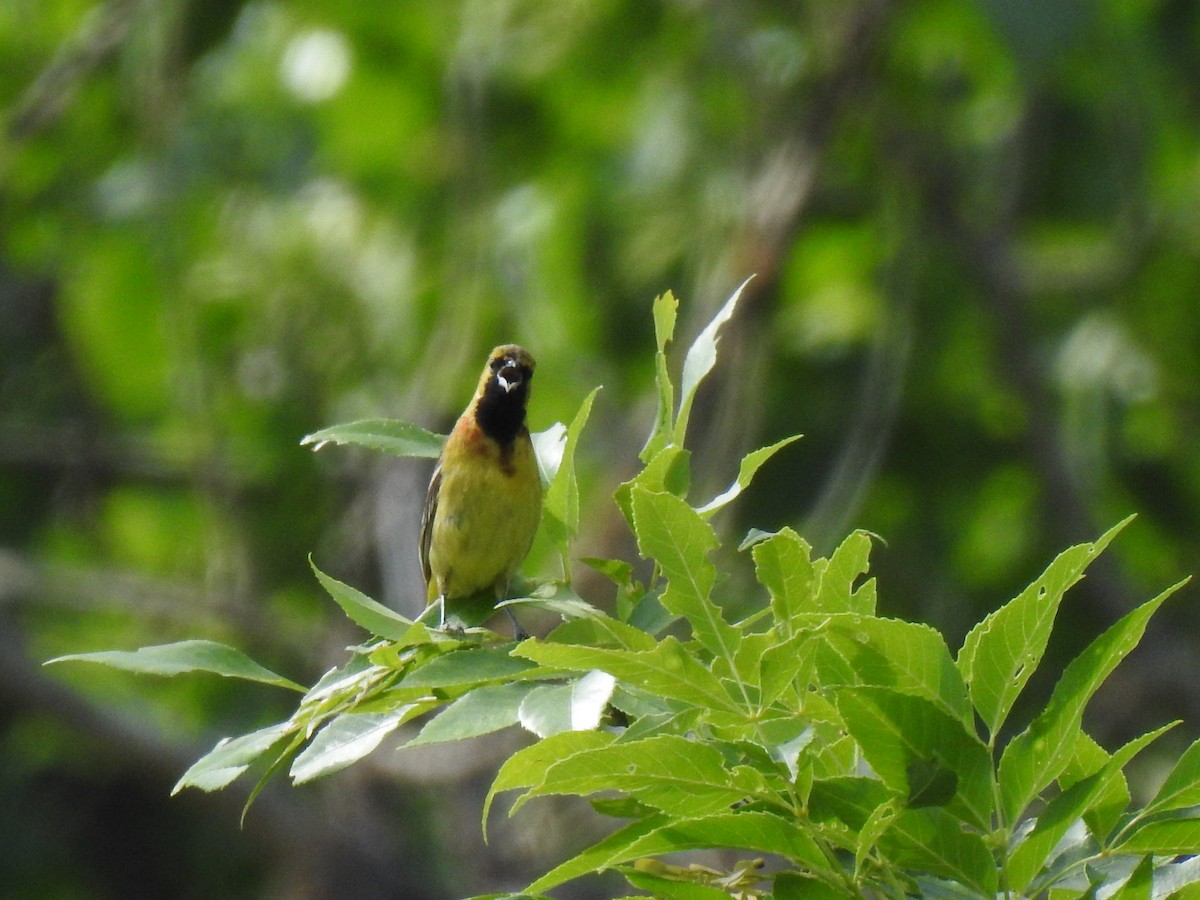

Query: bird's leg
[
  {"left": 437, "top": 593, "right": 447, "bottom": 630},
  {"left": 504, "top": 606, "right": 530, "bottom": 642}
]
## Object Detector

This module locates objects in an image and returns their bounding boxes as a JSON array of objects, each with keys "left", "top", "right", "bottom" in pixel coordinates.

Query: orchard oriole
[{"left": 419, "top": 344, "right": 541, "bottom": 632}]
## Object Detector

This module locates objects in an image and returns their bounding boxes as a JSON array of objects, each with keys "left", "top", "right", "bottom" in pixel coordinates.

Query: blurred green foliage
[{"left": 3, "top": 0, "right": 1199, "bottom": 896}]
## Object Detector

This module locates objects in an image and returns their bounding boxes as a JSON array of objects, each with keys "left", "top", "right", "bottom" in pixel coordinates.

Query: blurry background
[{"left": 3, "top": 0, "right": 1199, "bottom": 897}]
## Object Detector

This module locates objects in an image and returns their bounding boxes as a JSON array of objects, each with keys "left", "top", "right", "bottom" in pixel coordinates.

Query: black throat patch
[{"left": 474, "top": 378, "right": 529, "bottom": 447}]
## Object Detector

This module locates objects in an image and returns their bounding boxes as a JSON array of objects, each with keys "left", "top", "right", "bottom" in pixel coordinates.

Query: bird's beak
[{"left": 496, "top": 363, "right": 522, "bottom": 393}]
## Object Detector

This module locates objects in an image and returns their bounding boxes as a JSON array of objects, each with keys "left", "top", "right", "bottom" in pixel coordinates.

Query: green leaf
[
  {"left": 528, "top": 811, "right": 827, "bottom": 894},
  {"left": 1113, "top": 818, "right": 1200, "bottom": 854},
  {"left": 998, "top": 579, "right": 1186, "bottom": 823},
  {"left": 641, "top": 290, "right": 679, "bottom": 463},
  {"left": 401, "top": 645, "right": 537, "bottom": 688},
  {"left": 499, "top": 590, "right": 609, "bottom": 622},
  {"left": 47, "top": 639, "right": 303, "bottom": 692},
  {"left": 1008, "top": 723, "right": 1175, "bottom": 892},
  {"left": 855, "top": 799, "right": 900, "bottom": 877},
  {"left": 1058, "top": 731, "right": 1136, "bottom": 840},
  {"left": 881, "top": 808, "right": 997, "bottom": 895},
  {"left": 750, "top": 527, "right": 815, "bottom": 634},
  {"left": 653, "top": 290, "right": 679, "bottom": 353},
  {"left": 957, "top": 518, "right": 1130, "bottom": 738},
  {"left": 757, "top": 628, "right": 819, "bottom": 709},
  {"left": 1152, "top": 855, "right": 1200, "bottom": 896},
  {"left": 630, "top": 487, "right": 742, "bottom": 670},
  {"left": 517, "top": 670, "right": 617, "bottom": 738},
  {"left": 1144, "top": 734, "right": 1200, "bottom": 817},
  {"left": 407, "top": 683, "right": 535, "bottom": 747},
  {"left": 484, "top": 730, "right": 616, "bottom": 832},
  {"left": 808, "top": 776, "right": 895, "bottom": 832},
  {"left": 515, "top": 637, "right": 742, "bottom": 714},
  {"left": 173, "top": 722, "right": 296, "bottom": 794},
  {"left": 300, "top": 418, "right": 444, "bottom": 458},
  {"left": 542, "top": 387, "right": 601, "bottom": 550},
  {"left": 527, "top": 815, "right": 671, "bottom": 893},
  {"left": 906, "top": 759, "right": 959, "bottom": 809},
  {"left": 541, "top": 614, "right": 658, "bottom": 652},
  {"left": 1112, "top": 855, "right": 1153, "bottom": 900},
  {"left": 290, "top": 703, "right": 431, "bottom": 784},
  {"left": 580, "top": 556, "right": 634, "bottom": 588},
  {"left": 621, "top": 870, "right": 734, "bottom": 900},
  {"left": 530, "top": 422, "right": 567, "bottom": 484},
  {"left": 834, "top": 687, "right": 993, "bottom": 829},
  {"left": 674, "top": 275, "right": 752, "bottom": 446},
  {"left": 813, "top": 531, "right": 876, "bottom": 615},
  {"left": 695, "top": 435, "right": 802, "bottom": 518},
  {"left": 514, "top": 734, "right": 771, "bottom": 820},
  {"left": 617, "top": 445, "right": 692, "bottom": 528},
  {"left": 309, "top": 558, "right": 415, "bottom": 642},
  {"left": 773, "top": 872, "right": 857, "bottom": 899},
  {"left": 814, "top": 614, "right": 971, "bottom": 724}
]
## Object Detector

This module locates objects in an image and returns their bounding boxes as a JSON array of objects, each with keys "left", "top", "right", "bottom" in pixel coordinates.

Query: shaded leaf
[
  {"left": 1007, "top": 723, "right": 1175, "bottom": 892},
  {"left": 881, "top": 808, "right": 997, "bottom": 895},
  {"left": 814, "top": 614, "right": 971, "bottom": 724},
  {"left": 835, "top": 687, "right": 993, "bottom": 829}
]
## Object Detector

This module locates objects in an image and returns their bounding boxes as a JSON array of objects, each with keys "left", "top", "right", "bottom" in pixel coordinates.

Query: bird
[{"left": 419, "top": 344, "right": 542, "bottom": 633}]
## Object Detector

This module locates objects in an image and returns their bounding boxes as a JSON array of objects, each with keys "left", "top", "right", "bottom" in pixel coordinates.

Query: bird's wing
[{"left": 418, "top": 461, "right": 442, "bottom": 588}]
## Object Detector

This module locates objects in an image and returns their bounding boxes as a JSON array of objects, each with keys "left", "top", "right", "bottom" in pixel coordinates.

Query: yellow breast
[{"left": 426, "top": 425, "right": 542, "bottom": 603}]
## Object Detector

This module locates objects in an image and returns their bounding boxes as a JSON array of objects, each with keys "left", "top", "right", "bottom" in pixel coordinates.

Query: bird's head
[
  {"left": 473, "top": 344, "right": 536, "bottom": 444},
  {"left": 487, "top": 344, "right": 536, "bottom": 398}
]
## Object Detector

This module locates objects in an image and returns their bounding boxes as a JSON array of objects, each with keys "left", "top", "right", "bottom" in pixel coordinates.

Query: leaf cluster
[{"left": 49, "top": 284, "right": 1198, "bottom": 899}]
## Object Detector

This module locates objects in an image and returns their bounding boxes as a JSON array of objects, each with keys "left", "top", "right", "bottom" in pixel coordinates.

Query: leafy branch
[{"left": 48, "top": 284, "right": 1198, "bottom": 899}]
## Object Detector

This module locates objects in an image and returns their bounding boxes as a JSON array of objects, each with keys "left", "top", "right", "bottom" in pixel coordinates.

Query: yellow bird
[{"left": 419, "top": 344, "right": 542, "bottom": 632}]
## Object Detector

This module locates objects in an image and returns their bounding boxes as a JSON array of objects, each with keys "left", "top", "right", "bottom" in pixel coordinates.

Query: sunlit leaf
[
  {"left": 291, "top": 703, "right": 431, "bottom": 784},
  {"left": 957, "top": 518, "right": 1130, "bottom": 738},
  {"left": 542, "top": 386, "right": 602, "bottom": 550},
  {"left": 630, "top": 487, "right": 742, "bottom": 668},
  {"left": 529, "top": 811, "right": 827, "bottom": 894},
  {"left": 300, "top": 418, "right": 444, "bottom": 457},
  {"left": 641, "top": 291, "right": 679, "bottom": 463},
  {"left": 407, "top": 682, "right": 534, "bottom": 746},
  {"left": 674, "top": 275, "right": 752, "bottom": 446},
  {"left": 173, "top": 722, "right": 296, "bottom": 794},
  {"left": 998, "top": 579, "right": 1186, "bottom": 823},
  {"left": 695, "top": 434, "right": 802, "bottom": 518},
  {"left": 310, "top": 557, "right": 414, "bottom": 641},
  {"left": 47, "top": 639, "right": 303, "bottom": 692}
]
